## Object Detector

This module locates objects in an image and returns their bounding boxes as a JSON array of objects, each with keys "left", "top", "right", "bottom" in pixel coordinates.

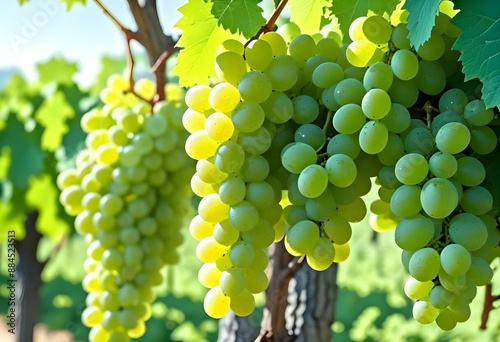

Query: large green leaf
[
  {"left": 403, "top": 0, "right": 440, "bottom": 49},
  {"left": 35, "top": 91, "right": 75, "bottom": 152},
  {"left": 289, "top": 0, "right": 329, "bottom": 34},
  {"left": 329, "top": 0, "right": 400, "bottom": 39},
  {"left": 0, "top": 115, "right": 47, "bottom": 191},
  {"left": 36, "top": 56, "right": 78, "bottom": 87},
  {"left": 173, "top": 0, "right": 232, "bottom": 86},
  {"left": 452, "top": 0, "right": 500, "bottom": 109},
  {"left": 211, "top": 0, "right": 266, "bottom": 38}
]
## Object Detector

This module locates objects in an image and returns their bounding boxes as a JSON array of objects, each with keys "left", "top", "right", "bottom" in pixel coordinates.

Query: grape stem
[
  {"left": 245, "top": 0, "right": 289, "bottom": 47},
  {"left": 316, "top": 110, "right": 333, "bottom": 153},
  {"left": 480, "top": 283, "right": 500, "bottom": 329}
]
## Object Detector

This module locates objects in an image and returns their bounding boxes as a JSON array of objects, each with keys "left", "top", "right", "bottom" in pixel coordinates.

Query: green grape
[
  {"left": 435, "top": 122, "right": 470, "bottom": 154},
  {"left": 439, "top": 269, "right": 466, "bottom": 292},
  {"left": 321, "top": 83, "right": 341, "bottom": 111},
  {"left": 460, "top": 186, "right": 493, "bottom": 215},
  {"left": 395, "top": 153, "right": 429, "bottom": 185},
  {"left": 294, "top": 124, "right": 325, "bottom": 150},
  {"left": 185, "top": 85, "right": 212, "bottom": 112},
  {"left": 361, "top": 88, "right": 391, "bottom": 120},
  {"left": 304, "top": 55, "right": 332, "bottom": 79},
  {"left": 219, "top": 268, "right": 246, "bottom": 297},
  {"left": 358, "top": 121, "right": 388, "bottom": 154},
  {"left": 346, "top": 40, "right": 384, "bottom": 67},
  {"left": 230, "top": 289, "right": 256, "bottom": 317},
  {"left": 440, "top": 244, "right": 471, "bottom": 277},
  {"left": 306, "top": 237, "right": 335, "bottom": 271},
  {"left": 229, "top": 200, "right": 259, "bottom": 232},
  {"left": 217, "top": 38, "right": 244, "bottom": 55},
  {"left": 377, "top": 166, "right": 401, "bottom": 190},
  {"left": 464, "top": 99, "right": 495, "bottom": 126},
  {"left": 285, "top": 220, "right": 320, "bottom": 256},
  {"left": 215, "top": 51, "right": 248, "bottom": 86},
  {"left": 414, "top": 61, "right": 446, "bottom": 95},
  {"left": 388, "top": 77, "right": 419, "bottom": 108},
  {"left": 333, "top": 104, "right": 366, "bottom": 134},
  {"left": 198, "top": 263, "right": 222, "bottom": 288},
  {"left": 298, "top": 164, "right": 328, "bottom": 199},
  {"left": 291, "top": 95, "right": 319, "bottom": 124},
  {"left": 430, "top": 110, "right": 466, "bottom": 137},
  {"left": 429, "top": 152, "right": 457, "bottom": 179},
  {"left": 312, "top": 62, "right": 344, "bottom": 88},
  {"left": 214, "top": 141, "right": 245, "bottom": 174},
  {"left": 325, "top": 154, "right": 357, "bottom": 188},
  {"left": 232, "top": 102, "right": 265, "bottom": 133},
  {"left": 316, "top": 37, "right": 339, "bottom": 60},
  {"left": 283, "top": 205, "right": 308, "bottom": 225},
  {"left": 438, "top": 88, "right": 468, "bottom": 114},
  {"left": 214, "top": 219, "right": 240, "bottom": 246},
  {"left": 380, "top": 103, "right": 411, "bottom": 133},
  {"left": 204, "top": 286, "right": 231, "bottom": 319},
  {"left": 245, "top": 39, "right": 273, "bottom": 71},
  {"left": 209, "top": 82, "right": 240, "bottom": 113},
  {"left": 281, "top": 142, "right": 317, "bottom": 174},
  {"left": 466, "top": 256, "right": 493, "bottom": 286},
  {"left": 241, "top": 219, "right": 275, "bottom": 248},
  {"left": 244, "top": 269, "right": 269, "bottom": 293},
  {"left": 363, "top": 62, "right": 393, "bottom": 91},
  {"left": 429, "top": 285, "right": 455, "bottom": 309},
  {"left": 265, "top": 55, "right": 299, "bottom": 91},
  {"left": 391, "top": 23, "right": 411, "bottom": 49},
  {"left": 323, "top": 212, "right": 352, "bottom": 245},
  {"left": 469, "top": 126, "right": 497, "bottom": 154},
  {"left": 198, "top": 193, "right": 230, "bottom": 223},
  {"left": 404, "top": 277, "right": 433, "bottom": 300},
  {"left": 436, "top": 309, "right": 458, "bottom": 331},
  {"left": 395, "top": 214, "right": 435, "bottom": 251},
  {"left": 229, "top": 241, "right": 255, "bottom": 268},
  {"left": 218, "top": 177, "right": 246, "bottom": 205},
  {"left": 205, "top": 112, "right": 234, "bottom": 143},
  {"left": 327, "top": 133, "right": 361, "bottom": 159},
  {"left": 305, "top": 188, "right": 337, "bottom": 222},
  {"left": 336, "top": 196, "right": 366, "bottom": 223},
  {"left": 238, "top": 127, "right": 273, "bottom": 154},
  {"left": 261, "top": 91, "right": 294, "bottom": 123},
  {"left": 184, "top": 130, "right": 218, "bottom": 160},
  {"left": 417, "top": 32, "right": 445, "bottom": 61},
  {"left": 409, "top": 247, "right": 441, "bottom": 282},
  {"left": 334, "top": 78, "right": 365, "bottom": 106},
  {"left": 378, "top": 133, "right": 405, "bottom": 166},
  {"left": 289, "top": 34, "right": 316, "bottom": 63},
  {"left": 390, "top": 185, "right": 422, "bottom": 218},
  {"left": 196, "top": 236, "right": 228, "bottom": 263},
  {"left": 448, "top": 213, "right": 488, "bottom": 251},
  {"left": 453, "top": 156, "right": 486, "bottom": 187},
  {"left": 412, "top": 299, "right": 440, "bottom": 324},
  {"left": 240, "top": 154, "right": 269, "bottom": 182},
  {"left": 344, "top": 66, "right": 366, "bottom": 82},
  {"left": 420, "top": 178, "right": 458, "bottom": 219},
  {"left": 333, "top": 242, "right": 350, "bottom": 263},
  {"left": 261, "top": 32, "right": 287, "bottom": 56},
  {"left": 237, "top": 71, "right": 272, "bottom": 104},
  {"left": 245, "top": 182, "right": 274, "bottom": 208},
  {"left": 354, "top": 15, "right": 392, "bottom": 44},
  {"left": 276, "top": 22, "right": 301, "bottom": 44},
  {"left": 390, "top": 49, "right": 419, "bottom": 80}
]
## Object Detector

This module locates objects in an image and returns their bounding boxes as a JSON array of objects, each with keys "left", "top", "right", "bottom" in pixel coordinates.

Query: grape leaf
[
  {"left": 173, "top": 0, "right": 232, "bottom": 86},
  {"left": 289, "top": 0, "right": 329, "bottom": 34},
  {"left": 0, "top": 115, "right": 47, "bottom": 191},
  {"left": 36, "top": 57, "right": 78, "bottom": 86},
  {"left": 329, "top": 0, "right": 400, "bottom": 39},
  {"left": 211, "top": 0, "right": 266, "bottom": 38},
  {"left": 60, "top": 0, "right": 87, "bottom": 11},
  {"left": 26, "top": 173, "right": 70, "bottom": 240},
  {"left": 452, "top": 0, "right": 500, "bottom": 109},
  {"left": 35, "top": 90, "right": 75, "bottom": 152},
  {"left": 403, "top": 0, "right": 440, "bottom": 49}
]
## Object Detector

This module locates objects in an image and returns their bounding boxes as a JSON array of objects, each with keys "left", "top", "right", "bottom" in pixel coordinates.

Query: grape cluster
[
  {"left": 184, "top": 0, "right": 499, "bottom": 326},
  {"left": 58, "top": 75, "right": 193, "bottom": 341}
]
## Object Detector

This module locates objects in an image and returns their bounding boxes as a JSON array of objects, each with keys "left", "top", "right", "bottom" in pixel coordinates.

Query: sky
[{"left": 0, "top": 0, "right": 186, "bottom": 85}]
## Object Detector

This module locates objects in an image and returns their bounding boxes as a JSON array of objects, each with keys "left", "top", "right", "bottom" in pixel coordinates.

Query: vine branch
[
  {"left": 245, "top": 0, "right": 289, "bottom": 47},
  {"left": 480, "top": 283, "right": 500, "bottom": 330}
]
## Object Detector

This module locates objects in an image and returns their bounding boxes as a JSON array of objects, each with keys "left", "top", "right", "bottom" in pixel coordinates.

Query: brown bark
[{"left": 14, "top": 211, "right": 44, "bottom": 342}]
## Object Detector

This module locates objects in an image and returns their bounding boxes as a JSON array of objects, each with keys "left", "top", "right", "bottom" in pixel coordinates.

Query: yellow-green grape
[{"left": 204, "top": 286, "right": 231, "bottom": 319}]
